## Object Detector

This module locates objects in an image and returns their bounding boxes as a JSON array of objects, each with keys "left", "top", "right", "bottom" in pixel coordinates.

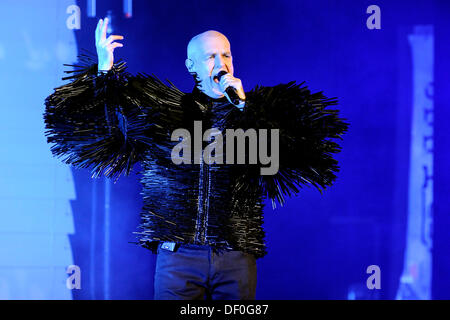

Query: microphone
[{"left": 213, "top": 71, "right": 244, "bottom": 105}]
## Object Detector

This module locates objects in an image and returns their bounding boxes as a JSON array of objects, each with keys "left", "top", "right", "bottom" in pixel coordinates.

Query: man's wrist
[{"left": 97, "top": 63, "right": 111, "bottom": 73}]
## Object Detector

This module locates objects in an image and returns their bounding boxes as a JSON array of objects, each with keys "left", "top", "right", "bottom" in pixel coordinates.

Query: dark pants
[{"left": 154, "top": 242, "right": 257, "bottom": 300}]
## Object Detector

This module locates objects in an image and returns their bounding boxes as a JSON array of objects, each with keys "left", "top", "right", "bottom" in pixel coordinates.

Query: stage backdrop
[{"left": 0, "top": 0, "right": 77, "bottom": 299}]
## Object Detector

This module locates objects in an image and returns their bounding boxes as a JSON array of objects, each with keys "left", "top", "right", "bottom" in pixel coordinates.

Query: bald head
[
  {"left": 187, "top": 30, "right": 230, "bottom": 60},
  {"left": 185, "top": 30, "right": 234, "bottom": 99}
]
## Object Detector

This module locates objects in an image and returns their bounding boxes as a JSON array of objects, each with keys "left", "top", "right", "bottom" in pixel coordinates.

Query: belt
[
  {"left": 160, "top": 241, "right": 177, "bottom": 251},
  {"left": 159, "top": 241, "right": 213, "bottom": 252}
]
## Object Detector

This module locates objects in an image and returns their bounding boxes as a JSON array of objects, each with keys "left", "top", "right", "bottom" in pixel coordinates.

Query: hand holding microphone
[{"left": 213, "top": 71, "right": 246, "bottom": 108}]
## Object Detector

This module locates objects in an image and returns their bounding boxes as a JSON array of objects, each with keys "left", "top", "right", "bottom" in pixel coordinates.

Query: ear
[{"left": 185, "top": 58, "right": 194, "bottom": 72}]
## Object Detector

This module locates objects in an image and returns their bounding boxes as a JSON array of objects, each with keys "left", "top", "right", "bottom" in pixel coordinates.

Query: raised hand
[{"left": 95, "top": 18, "right": 124, "bottom": 71}]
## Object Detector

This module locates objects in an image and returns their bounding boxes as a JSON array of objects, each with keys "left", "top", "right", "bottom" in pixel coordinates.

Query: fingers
[
  {"left": 96, "top": 18, "right": 123, "bottom": 49},
  {"left": 101, "top": 17, "right": 108, "bottom": 41},
  {"left": 108, "top": 42, "right": 124, "bottom": 50},
  {"left": 95, "top": 19, "right": 102, "bottom": 43},
  {"left": 220, "top": 74, "right": 241, "bottom": 90},
  {"left": 220, "top": 73, "right": 236, "bottom": 83},
  {"left": 220, "top": 74, "right": 246, "bottom": 101},
  {"left": 105, "top": 35, "right": 124, "bottom": 45}
]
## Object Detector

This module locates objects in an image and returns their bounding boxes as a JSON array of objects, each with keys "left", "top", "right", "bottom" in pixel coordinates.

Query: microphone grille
[{"left": 214, "top": 70, "right": 228, "bottom": 82}]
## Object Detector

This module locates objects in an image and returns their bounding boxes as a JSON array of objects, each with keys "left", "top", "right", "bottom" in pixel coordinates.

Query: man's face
[{"left": 186, "top": 32, "right": 234, "bottom": 99}]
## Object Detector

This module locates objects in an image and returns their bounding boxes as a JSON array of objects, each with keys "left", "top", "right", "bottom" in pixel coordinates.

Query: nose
[{"left": 215, "top": 55, "right": 226, "bottom": 68}]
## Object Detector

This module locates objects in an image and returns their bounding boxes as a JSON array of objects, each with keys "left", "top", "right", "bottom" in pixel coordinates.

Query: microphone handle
[
  {"left": 214, "top": 71, "right": 244, "bottom": 105},
  {"left": 225, "top": 86, "right": 242, "bottom": 105}
]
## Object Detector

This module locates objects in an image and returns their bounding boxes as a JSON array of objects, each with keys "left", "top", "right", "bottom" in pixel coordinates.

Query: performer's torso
[{"left": 134, "top": 88, "right": 267, "bottom": 258}]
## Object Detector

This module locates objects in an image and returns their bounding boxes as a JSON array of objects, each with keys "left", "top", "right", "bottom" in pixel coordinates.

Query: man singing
[{"left": 44, "top": 17, "right": 348, "bottom": 300}]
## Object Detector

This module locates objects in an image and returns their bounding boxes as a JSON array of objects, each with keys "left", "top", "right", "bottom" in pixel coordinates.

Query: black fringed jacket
[{"left": 44, "top": 55, "right": 348, "bottom": 259}]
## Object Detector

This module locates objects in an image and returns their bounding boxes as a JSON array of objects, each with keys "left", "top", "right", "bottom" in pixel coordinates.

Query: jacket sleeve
[
  {"left": 44, "top": 53, "right": 184, "bottom": 179},
  {"left": 228, "top": 81, "right": 349, "bottom": 209}
]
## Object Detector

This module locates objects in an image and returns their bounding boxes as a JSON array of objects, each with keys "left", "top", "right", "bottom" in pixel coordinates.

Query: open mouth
[{"left": 213, "top": 70, "right": 227, "bottom": 83}]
